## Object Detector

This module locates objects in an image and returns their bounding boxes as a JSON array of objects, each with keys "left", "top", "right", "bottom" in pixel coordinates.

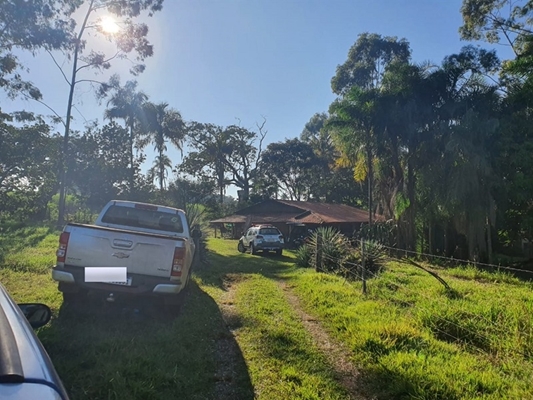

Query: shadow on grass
[
  {"left": 38, "top": 281, "right": 254, "bottom": 400},
  {"left": 196, "top": 249, "right": 296, "bottom": 290}
]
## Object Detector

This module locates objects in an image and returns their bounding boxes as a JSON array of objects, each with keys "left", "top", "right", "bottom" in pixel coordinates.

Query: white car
[{"left": 238, "top": 225, "right": 284, "bottom": 256}]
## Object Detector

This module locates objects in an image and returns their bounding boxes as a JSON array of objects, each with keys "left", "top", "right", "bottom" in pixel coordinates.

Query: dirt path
[
  {"left": 277, "top": 280, "right": 372, "bottom": 400},
  {"left": 211, "top": 272, "right": 371, "bottom": 400},
  {"left": 212, "top": 274, "right": 251, "bottom": 400}
]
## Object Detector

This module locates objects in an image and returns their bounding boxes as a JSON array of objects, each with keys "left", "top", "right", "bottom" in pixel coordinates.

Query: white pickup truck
[{"left": 52, "top": 200, "right": 199, "bottom": 310}]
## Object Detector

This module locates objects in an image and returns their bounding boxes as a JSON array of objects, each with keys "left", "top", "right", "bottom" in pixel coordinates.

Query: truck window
[{"left": 101, "top": 205, "right": 184, "bottom": 233}]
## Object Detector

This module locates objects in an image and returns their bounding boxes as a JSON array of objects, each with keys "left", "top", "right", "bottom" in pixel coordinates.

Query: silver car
[
  {"left": 238, "top": 225, "right": 284, "bottom": 255},
  {"left": 0, "top": 282, "right": 69, "bottom": 400}
]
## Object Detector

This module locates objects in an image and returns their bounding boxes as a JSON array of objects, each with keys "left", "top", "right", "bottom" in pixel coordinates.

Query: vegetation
[
  {"left": 3, "top": 0, "right": 533, "bottom": 266},
  {"left": 2, "top": 229, "right": 533, "bottom": 399},
  {"left": 4, "top": 1, "right": 533, "bottom": 398}
]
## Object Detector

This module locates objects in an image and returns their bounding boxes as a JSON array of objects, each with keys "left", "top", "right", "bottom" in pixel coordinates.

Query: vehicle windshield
[
  {"left": 101, "top": 205, "right": 183, "bottom": 234},
  {"left": 259, "top": 228, "right": 280, "bottom": 235}
]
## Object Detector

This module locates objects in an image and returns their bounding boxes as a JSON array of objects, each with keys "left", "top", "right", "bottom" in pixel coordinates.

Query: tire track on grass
[
  {"left": 213, "top": 274, "right": 251, "bottom": 400},
  {"left": 277, "top": 280, "right": 372, "bottom": 400}
]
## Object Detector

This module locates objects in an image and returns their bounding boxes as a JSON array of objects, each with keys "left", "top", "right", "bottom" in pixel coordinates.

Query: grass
[
  {"left": 287, "top": 261, "right": 533, "bottom": 399},
  {"left": 3, "top": 226, "right": 533, "bottom": 399},
  {"left": 0, "top": 228, "right": 247, "bottom": 399},
  {"left": 196, "top": 239, "right": 349, "bottom": 399}
]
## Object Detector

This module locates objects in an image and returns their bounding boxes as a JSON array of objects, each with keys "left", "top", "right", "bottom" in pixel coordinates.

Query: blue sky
[{"left": 3, "top": 0, "right": 514, "bottom": 193}]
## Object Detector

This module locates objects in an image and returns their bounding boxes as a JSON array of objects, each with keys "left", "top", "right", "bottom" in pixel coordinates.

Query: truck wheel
[
  {"left": 276, "top": 249, "right": 283, "bottom": 256},
  {"left": 249, "top": 243, "right": 257, "bottom": 255},
  {"left": 238, "top": 241, "right": 246, "bottom": 253}
]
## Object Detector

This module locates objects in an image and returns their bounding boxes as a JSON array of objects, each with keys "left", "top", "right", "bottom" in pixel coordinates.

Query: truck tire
[
  {"left": 238, "top": 241, "right": 246, "bottom": 253},
  {"left": 249, "top": 243, "right": 257, "bottom": 255},
  {"left": 276, "top": 249, "right": 283, "bottom": 256}
]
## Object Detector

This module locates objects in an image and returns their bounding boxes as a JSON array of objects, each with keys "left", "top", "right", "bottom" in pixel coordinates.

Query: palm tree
[
  {"left": 139, "top": 102, "right": 185, "bottom": 191},
  {"left": 104, "top": 80, "right": 148, "bottom": 193},
  {"left": 327, "top": 87, "right": 382, "bottom": 224},
  {"left": 147, "top": 154, "right": 173, "bottom": 190}
]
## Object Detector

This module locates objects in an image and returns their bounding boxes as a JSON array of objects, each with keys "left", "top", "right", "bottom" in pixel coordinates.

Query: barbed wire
[
  {"left": 347, "top": 238, "right": 533, "bottom": 277},
  {"left": 321, "top": 251, "right": 530, "bottom": 335}
]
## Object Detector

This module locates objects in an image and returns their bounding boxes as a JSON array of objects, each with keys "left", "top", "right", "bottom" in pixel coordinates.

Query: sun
[{"left": 100, "top": 16, "right": 120, "bottom": 34}]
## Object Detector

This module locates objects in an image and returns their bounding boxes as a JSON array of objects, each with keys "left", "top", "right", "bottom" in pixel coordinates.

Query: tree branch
[
  {"left": 76, "top": 51, "right": 120, "bottom": 73},
  {"left": 47, "top": 50, "right": 71, "bottom": 86},
  {"left": 74, "top": 79, "right": 107, "bottom": 85},
  {"left": 254, "top": 116, "right": 267, "bottom": 171},
  {"left": 23, "top": 93, "right": 66, "bottom": 127}
]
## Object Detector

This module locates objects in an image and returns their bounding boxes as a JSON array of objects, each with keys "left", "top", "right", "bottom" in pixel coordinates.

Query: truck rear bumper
[
  {"left": 52, "top": 265, "right": 183, "bottom": 296},
  {"left": 52, "top": 268, "right": 75, "bottom": 283}
]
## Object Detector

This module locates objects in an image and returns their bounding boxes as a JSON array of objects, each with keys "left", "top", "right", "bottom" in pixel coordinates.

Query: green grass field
[{"left": 1, "top": 226, "right": 533, "bottom": 399}]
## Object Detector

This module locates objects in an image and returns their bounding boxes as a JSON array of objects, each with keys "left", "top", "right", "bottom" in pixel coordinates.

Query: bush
[
  {"left": 295, "top": 245, "right": 313, "bottom": 268},
  {"left": 185, "top": 203, "right": 209, "bottom": 268},
  {"left": 361, "top": 240, "right": 387, "bottom": 275},
  {"left": 307, "top": 227, "right": 350, "bottom": 273}
]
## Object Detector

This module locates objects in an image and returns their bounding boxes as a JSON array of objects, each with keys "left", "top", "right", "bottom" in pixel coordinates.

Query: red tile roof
[{"left": 210, "top": 199, "right": 383, "bottom": 225}]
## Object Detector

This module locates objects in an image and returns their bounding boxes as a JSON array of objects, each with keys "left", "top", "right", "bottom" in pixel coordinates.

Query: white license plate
[{"left": 107, "top": 277, "right": 132, "bottom": 286}]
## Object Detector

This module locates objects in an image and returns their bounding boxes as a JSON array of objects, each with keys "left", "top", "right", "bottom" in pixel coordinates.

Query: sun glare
[{"left": 100, "top": 16, "right": 120, "bottom": 34}]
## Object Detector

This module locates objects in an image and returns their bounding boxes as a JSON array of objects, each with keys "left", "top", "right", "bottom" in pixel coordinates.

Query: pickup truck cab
[{"left": 52, "top": 201, "right": 197, "bottom": 310}]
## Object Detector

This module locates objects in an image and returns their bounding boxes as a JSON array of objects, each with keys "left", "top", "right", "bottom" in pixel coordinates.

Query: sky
[{"left": 2, "top": 0, "right": 515, "bottom": 195}]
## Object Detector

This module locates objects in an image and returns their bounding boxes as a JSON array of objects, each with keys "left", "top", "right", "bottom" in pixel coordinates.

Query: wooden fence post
[
  {"left": 315, "top": 230, "right": 322, "bottom": 272},
  {"left": 361, "top": 240, "right": 367, "bottom": 294}
]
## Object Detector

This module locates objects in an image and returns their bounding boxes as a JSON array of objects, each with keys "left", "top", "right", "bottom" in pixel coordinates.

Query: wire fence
[
  {"left": 349, "top": 238, "right": 533, "bottom": 277},
  {"left": 312, "top": 240, "right": 533, "bottom": 359}
]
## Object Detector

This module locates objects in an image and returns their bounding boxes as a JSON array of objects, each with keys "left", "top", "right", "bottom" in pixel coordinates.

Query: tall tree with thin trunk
[
  {"left": 104, "top": 79, "right": 148, "bottom": 193},
  {"left": 54, "top": 0, "right": 164, "bottom": 226}
]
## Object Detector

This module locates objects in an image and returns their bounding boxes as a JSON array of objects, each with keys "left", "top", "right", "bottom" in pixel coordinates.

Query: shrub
[
  {"left": 361, "top": 240, "right": 387, "bottom": 275},
  {"left": 295, "top": 245, "right": 313, "bottom": 268},
  {"left": 185, "top": 203, "right": 209, "bottom": 268},
  {"left": 307, "top": 227, "right": 350, "bottom": 273}
]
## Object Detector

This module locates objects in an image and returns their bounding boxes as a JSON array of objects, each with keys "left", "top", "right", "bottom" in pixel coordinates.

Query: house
[{"left": 210, "top": 199, "right": 381, "bottom": 240}]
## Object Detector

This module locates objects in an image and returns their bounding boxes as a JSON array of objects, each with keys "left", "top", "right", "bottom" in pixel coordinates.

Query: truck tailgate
[{"left": 65, "top": 225, "right": 182, "bottom": 278}]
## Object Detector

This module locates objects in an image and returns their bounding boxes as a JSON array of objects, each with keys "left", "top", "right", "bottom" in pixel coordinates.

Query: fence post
[
  {"left": 361, "top": 240, "right": 367, "bottom": 294},
  {"left": 315, "top": 230, "right": 322, "bottom": 272}
]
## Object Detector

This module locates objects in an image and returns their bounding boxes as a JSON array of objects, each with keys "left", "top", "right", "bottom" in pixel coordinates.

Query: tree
[
  {"left": 0, "top": 0, "right": 70, "bottom": 100},
  {"left": 180, "top": 123, "right": 230, "bottom": 204},
  {"left": 181, "top": 121, "right": 266, "bottom": 203},
  {"left": 258, "top": 138, "right": 319, "bottom": 201},
  {"left": 104, "top": 78, "right": 148, "bottom": 193},
  {"left": 54, "top": 0, "right": 164, "bottom": 226},
  {"left": 139, "top": 102, "right": 185, "bottom": 191},
  {"left": 329, "top": 33, "right": 412, "bottom": 226},
  {"left": 0, "top": 113, "right": 58, "bottom": 218},
  {"left": 331, "top": 32, "right": 411, "bottom": 95},
  {"left": 68, "top": 122, "right": 131, "bottom": 210},
  {"left": 220, "top": 121, "right": 267, "bottom": 202},
  {"left": 328, "top": 87, "right": 381, "bottom": 223}
]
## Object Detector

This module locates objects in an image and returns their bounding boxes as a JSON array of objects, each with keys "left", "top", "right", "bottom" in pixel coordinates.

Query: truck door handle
[{"left": 113, "top": 239, "right": 133, "bottom": 248}]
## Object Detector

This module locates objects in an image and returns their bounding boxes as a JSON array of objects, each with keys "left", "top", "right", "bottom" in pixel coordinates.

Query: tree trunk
[
  {"left": 486, "top": 215, "right": 493, "bottom": 265},
  {"left": 428, "top": 223, "right": 433, "bottom": 255},
  {"left": 405, "top": 155, "right": 416, "bottom": 251},
  {"left": 57, "top": 0, "right": 94, "bottom": 227},
  {"left": 129, "top": 119, "right": 135, "bottom": 194},
  {"left": 366, "top": 132, "right": 373, "bottom": 225}
]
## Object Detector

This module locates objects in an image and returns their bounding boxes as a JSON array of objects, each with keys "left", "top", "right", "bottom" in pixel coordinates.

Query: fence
[{"left": 309, "top": 237, "right": 533, "bottom": 358}]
